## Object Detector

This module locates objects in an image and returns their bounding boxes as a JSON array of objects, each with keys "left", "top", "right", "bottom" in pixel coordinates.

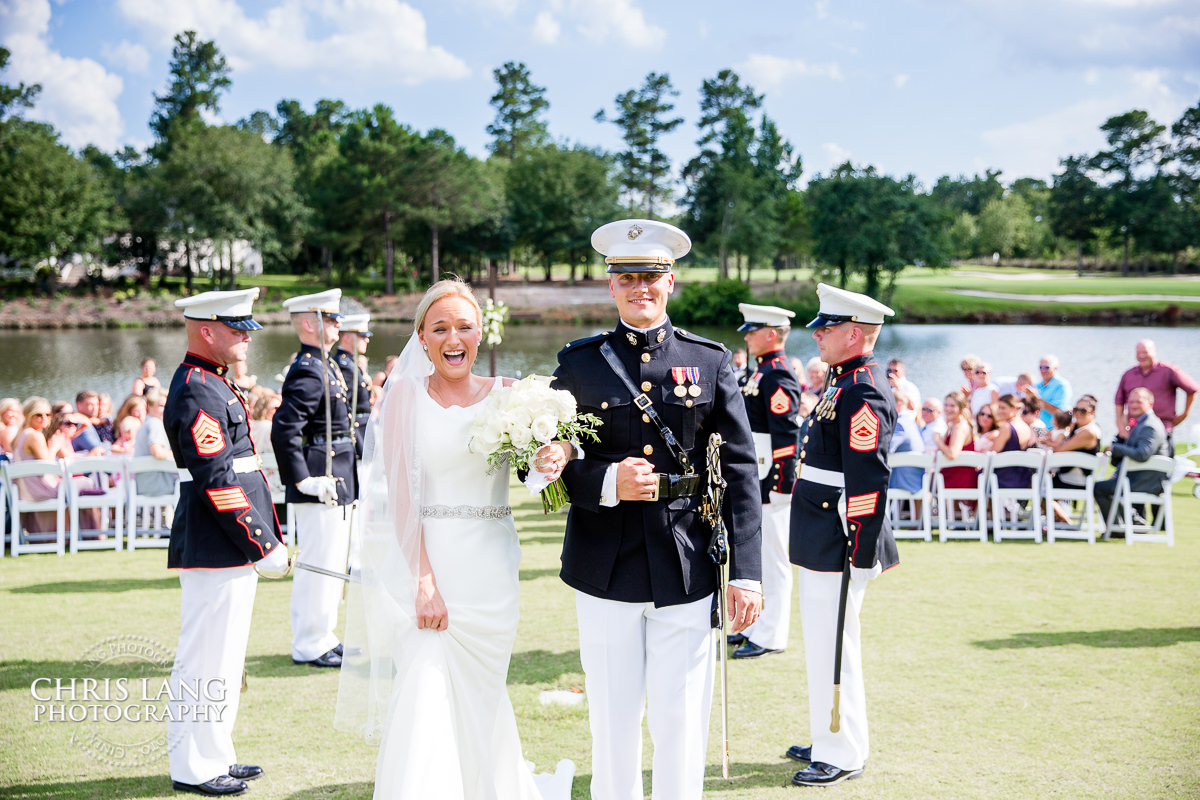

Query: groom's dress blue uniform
[{"left": 554, "top": 319, "right": 762, "bottom": 604}]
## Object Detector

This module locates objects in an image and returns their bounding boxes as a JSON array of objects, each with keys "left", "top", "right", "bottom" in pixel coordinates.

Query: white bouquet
[{"left": 468, "top": 374, "right": 601, "bottom": 513}]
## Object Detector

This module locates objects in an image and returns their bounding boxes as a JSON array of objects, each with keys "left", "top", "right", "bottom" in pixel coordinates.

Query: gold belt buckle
[{"left": 648, "top": 473, "right": 661, "bottom": 502}]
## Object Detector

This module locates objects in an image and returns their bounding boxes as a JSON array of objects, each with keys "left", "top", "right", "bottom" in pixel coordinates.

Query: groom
[{"left": 552, "top": 218, "right": 763, "bottom": 800}]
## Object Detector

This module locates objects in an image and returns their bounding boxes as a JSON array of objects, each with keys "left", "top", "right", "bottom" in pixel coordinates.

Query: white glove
[
  {"left": 258, "top": 545, "right": 289, "bottom": 574},
  {"left": 297, "top": 476, "right": 339, "bottom": 506}
]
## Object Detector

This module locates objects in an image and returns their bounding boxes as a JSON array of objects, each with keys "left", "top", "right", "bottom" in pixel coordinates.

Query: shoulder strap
[{"left": 599, "top": 340, "right": 694, "bottom": 474}]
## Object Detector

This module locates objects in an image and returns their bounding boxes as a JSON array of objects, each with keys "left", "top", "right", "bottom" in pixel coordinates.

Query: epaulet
[
  {"left": 562, "top": 331, "right": 610, "bottom": 351},
  {"left": 674, "top": 328, "right": 726, "bottom": 352}
]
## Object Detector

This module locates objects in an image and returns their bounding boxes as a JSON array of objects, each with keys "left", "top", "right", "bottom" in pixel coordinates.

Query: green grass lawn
[{"left": 3, "top": 478, "right": 1198, "bottom": 799}]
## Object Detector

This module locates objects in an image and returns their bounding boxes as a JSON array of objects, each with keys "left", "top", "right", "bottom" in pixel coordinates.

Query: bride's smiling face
[{"left": 419, "top": 296, "right": 482, "bottom": 380}]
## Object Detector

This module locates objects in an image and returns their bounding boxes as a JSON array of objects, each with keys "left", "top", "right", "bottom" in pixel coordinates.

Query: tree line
[{"left": 2, "top": 33, "right": 1198, "bottom": 300}]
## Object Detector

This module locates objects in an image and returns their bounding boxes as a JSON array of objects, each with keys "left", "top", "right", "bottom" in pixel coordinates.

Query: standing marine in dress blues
[
  {"left": 785, "top": 283, "right": 899, "bottom": 787},
  {"left": 335, "top": 312, "right": 373, "bottom": 459},
  {"left": 729, "top": 303, "right": 801, "bottom": 660},
  {"left": 164, "top": 288, "right": 286, "bottom": 797},
  {"left": 335, "top": 311, "right": 372, "bottom": 572},
  {"left": 551, "top": 218, "right": 763, "bottom": 800},
  {"left": 271, "top": 289, "right": 356, "bottom": 669}
]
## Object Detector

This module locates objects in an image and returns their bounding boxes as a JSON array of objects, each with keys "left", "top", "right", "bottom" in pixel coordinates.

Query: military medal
[
  {"left": 688, "top": 384, "right": 702, "bottom": 397},
  {"left": 674, "top": 385, "right": 687, "bottom": 397},
  {"left": 671, "top": 367, "right": 701, "bottom": 399}
]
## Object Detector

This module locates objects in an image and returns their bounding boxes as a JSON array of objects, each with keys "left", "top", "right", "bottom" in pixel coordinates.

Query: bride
[{"left": 336, "top": 279, "right": 571, "bottom": 799}]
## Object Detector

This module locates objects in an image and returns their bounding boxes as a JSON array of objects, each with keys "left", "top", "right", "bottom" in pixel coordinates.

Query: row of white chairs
[
  {"left": 885, "top": 449, "right": 1179, "bottom": 546},
  {"left": 1, "top": 452, "right": 290, "bottom": 556}
]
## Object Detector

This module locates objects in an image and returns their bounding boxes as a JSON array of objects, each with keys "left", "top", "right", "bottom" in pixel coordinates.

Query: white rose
[
  {"left": 504, "top": 406, "right": 533, "bottom": 433},
  {"left": 470, "top": 418, "right": 505, "bottom": 454},
  {"left": 510, "top": 425, "right": 534, "bottom": 449},
  {"left": 551, "top": 389, "right": 577, "bottom": 419},
  {"left": 530, "top": 414, "right": 558, "bottom": 444}
]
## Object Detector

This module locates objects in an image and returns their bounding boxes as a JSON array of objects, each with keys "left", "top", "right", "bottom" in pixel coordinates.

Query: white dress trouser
[
  {"left": 290, "top": 503, "right": 352, "bottom": 661},
  {"left": 168, "top": 565, "right": 257, "bottom": 785},
  {"left": 576, "top": 591, "right": 714, "bottom": 800},
  {"left": 796, "top": 568, "right": 869, "bottom": 771},
  {"left": 742, "top": 492, "right": 793, "bottom": 650}
]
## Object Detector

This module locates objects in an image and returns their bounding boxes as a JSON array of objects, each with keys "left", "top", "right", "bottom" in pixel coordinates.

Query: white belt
[
  {"left": 179, "top": 454, "right": 264, "bottom": 483},
  {"left": 798, "top": 464, "right": 844, "bottom": 488}
]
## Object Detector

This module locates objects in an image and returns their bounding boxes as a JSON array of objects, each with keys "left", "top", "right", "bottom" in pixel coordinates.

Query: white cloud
[
  {"left": 530, "top": 10, "right": 560, "bottom": 45},
  {"left": 569, "top": 0, "right": 666, "bottom": 49},
  {"left": 117, "top": 0, "right": 471, "bottom": 85},
  {"left": 736, "top": 53, "right": 843, "bottom": 91},
  {"left": 893, "top": 73, "right": 909, "bottom": 88},
  {"left": 100, "top": 40, "right": 151, "bottom": 74},
  {"left": 979, "top": 70, "right": 1189, "bottom": 180},
  {"left": 0, "top": 0, "right": 125, "bottom": 149},
  {"left": 820, "top": 142, "right": 852, "bottom": 172}
]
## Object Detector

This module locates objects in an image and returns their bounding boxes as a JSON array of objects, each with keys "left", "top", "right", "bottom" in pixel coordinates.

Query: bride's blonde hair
[{"left": 414, "top": 277, "right": 482, "bottom": 333}]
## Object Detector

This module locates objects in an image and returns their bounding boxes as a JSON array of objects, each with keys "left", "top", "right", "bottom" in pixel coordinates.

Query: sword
[
  {"left": 830, "top": 494, "right": 852, "bottom": 733},
  {"left": 252, "top": 549, "right": 357, "bottom": 583},
  {"left": 349, "top": 343, "right": 362, "bottom": 451},
  {"left": 316, "top": 310, "right": 335, "bottom": 480},
  {"left": 703, "top": 432, "right": 731, "bottom": 780}
]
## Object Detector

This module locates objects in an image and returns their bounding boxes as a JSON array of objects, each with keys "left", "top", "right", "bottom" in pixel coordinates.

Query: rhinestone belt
[{"left": 420, "top": 504, "right": 512, "bottom": 520}]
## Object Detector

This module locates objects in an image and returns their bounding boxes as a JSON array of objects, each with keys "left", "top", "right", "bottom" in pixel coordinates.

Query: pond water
[{"left": 1, "top": 323, "right": 1196, "bottom": 441}]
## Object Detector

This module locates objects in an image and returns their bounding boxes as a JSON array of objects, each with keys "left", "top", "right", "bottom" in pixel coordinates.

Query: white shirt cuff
[
  {"left": 729, "top": 579, "right": 762, "bottom": 594},
  {"left": 600, "top": 462, "right": 619, "bottom": 507}
]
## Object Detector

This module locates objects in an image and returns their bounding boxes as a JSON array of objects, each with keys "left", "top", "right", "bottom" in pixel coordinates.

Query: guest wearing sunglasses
[
  {"left": 1032, "top": 354, "right": 1072, "bottom": 429},
  {"left": 969, "top": 363, "right": 999, "bottom": 417},
  {"left": 10, "top": 398, "right": 97, "bottom": 532}
]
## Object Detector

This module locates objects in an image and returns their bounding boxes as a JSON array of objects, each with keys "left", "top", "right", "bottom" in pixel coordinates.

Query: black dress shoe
[
  {"left": 731, "top": 641, "right": 782, "bottom": 659},
  {"left": 792, "top": 762, "right": 864, "bottom": 786},
  {"left": 332, "top": 643, "right": 344, "bottom": 657},
  {"left": 726, "top": 632, "right": 748, "bottom": 647},
  {"left": 172, "top": 775, "right": 247, "bottom": 796},
  {"left": 293, "top": 648, "right": 342, "bottom": 668},
  {"left": 785, "top": 744, "right": 812, "bottom": 762},
  {"left": 228, "top": 764, "right": 263, "bottom": 781}
]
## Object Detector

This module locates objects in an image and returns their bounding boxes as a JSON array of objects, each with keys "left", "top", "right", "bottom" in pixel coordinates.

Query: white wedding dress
[{"left": 371, "top": 381, "right": 552, "bottom": 800}]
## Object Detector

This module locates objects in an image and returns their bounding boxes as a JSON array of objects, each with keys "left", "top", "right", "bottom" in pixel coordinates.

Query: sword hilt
[{"left": 830, "top": 684, "right": 841, "bottom": 732}]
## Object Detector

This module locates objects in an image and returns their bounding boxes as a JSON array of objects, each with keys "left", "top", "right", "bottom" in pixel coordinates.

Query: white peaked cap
[
  {"left": 806, "top": 283, "right": 895, "bottom": 328},
  {"left": 591, "top": 218, "right": 691, "bottom": 273},
  {"left": 738, "top": 303, "right": 796, "bottom": 331},
  {"left": 175, "top": 288, "right": 262, "bottom": 330},
  {"left": 341, "top": 313, "right": 372, "bottom": 335},
  {"left": 282, "top": 288, "right": 342, "bottom": 317}
]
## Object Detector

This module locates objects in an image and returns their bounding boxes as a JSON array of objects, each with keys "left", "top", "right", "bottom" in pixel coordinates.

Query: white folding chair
[
  {"left": 1106, "top": 455, "right": 1176, "bottom": 545},
  {"left": 1044, "top": 451, "right": 1107, "bottom": 543},
  {"left": 67, "top": 455, "right": 127, "bottom": 553},
  {"left": 934, "top": 451, "right": 991, "bottom": 542},
  {"left": 5, "top": 458, "right": 68, "bottom": 556},
  {"left": 126, "top": 456, "right": 180, "bottom": 550},
  {"left": 259, "top": 450, "right": 294, "bottom": 546},
  {"left": 988, "top": 450, "right": 1046, "bottom": 543},
  {"left": 886, "top": 451, "right": 933, "bottom": 541}
]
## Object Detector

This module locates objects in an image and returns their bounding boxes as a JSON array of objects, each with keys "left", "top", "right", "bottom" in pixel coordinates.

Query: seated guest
[
  {"left": 1045, "top": 395, "right": 1103, "bottom": 523},
  {"left": 1045, "top": 409, "right": 1073, "bottom": 447},
  {"left": 937, "top": 392, "right": 980, "bottom": 515},
  {"left": 249, "top": 388, "right": 283, "bottom": 495},
  {"left": 803, "top": 356, "right": 829, "bottom": 393},
  {"left": 0, "top": 397, "right": 22, "bottom": 456},
  {"left": 231, "top": 359, "right": 258, "bottom": 393},
  {"left": 109, "top": 416, "right": 141, "bottom": 455},
  {"left": 798, "top": 390, "right": 819, "bottom": 420},
  {"left": 888, "top": 358, "right": 921, "bottom": 409},
  {"left": 1094, "top": 388, "right": 1169, "bottom": 530},
  {"left": 919, "top": 396, "right": 947, "bottom": 454},
  {"left": 970, "top": 363, "right": 1000, "bottom": 417},
  {"left": 990, "top": 393, "right": 1036, "bottom": 488},
  {"left": 133, "top": 388, "right": 177, "bottom": 498},
  {"left": 71, "top": 391, "right": 107, "bottom": 456},
  {"left": 957, "top": 354, "right": 981, "bottom": 399},
  {"left": 974, "top": 403, "right": 1000, "bottom": 453},
  {"left": 1021, "top": 396, "right": 1048, "bottom": 438},
  {"left": 889, "top": 388, "right": 926, "bottom": 493},
  {"left": 113, "top": 394, "right": 147, "bottom": 434},
  {"left": 11, "top": 398, "right": 99, "bottom": 531}
]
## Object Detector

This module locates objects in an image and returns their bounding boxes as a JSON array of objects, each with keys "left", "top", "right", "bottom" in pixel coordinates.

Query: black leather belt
[
  {"left": 306, "top": 434, "right": 352, "bottom": 446},
  {"left": 651, "top": 473, "right": 702, "bottom": 502}
]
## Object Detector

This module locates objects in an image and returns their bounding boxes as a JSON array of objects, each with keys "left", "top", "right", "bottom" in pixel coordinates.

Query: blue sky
[{"left": 3, "top": 0, "right": 1199, "bottom": 191}]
